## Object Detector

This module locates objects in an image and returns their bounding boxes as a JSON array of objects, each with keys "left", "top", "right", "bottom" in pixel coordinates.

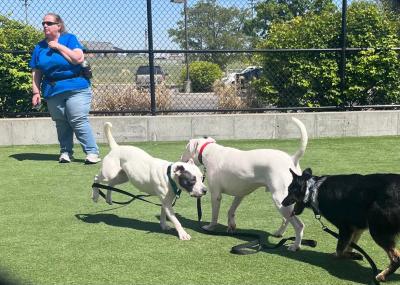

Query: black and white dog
[
  {"left": 92, "top": 122, "right": 207, "bottom": 240},
  {"left": 282, "top": 168, "right": 400, "bottom": 282}
]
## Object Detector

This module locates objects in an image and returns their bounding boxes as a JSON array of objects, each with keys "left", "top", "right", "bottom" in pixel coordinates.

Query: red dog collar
[{"left": 198, "top": 141, "right": 214, "bottom": 165}]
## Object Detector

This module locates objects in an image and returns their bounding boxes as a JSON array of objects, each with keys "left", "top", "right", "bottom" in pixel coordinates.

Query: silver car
[{"left": 135, "top": 65, "right": 166, "bottom": 88}]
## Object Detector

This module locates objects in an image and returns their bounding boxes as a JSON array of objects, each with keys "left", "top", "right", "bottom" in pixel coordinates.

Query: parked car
[
  {"left": 236, "top": 66, "right": 263, "bottom": 83},
  {"left": 221, "top": 72, "right": 238, "bottom": 85},
  {"left": 135, "top": 65, "right": 166, "bottom": 88},
  {"left": 222, "top": 66, "right": 263, "bottom": 86}
]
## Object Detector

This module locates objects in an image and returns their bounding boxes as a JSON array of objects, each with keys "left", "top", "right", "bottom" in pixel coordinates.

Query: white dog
[
  {"left": 92, "top": 122, "right": 207, "bottom": 240},
  {"left": 180, "top": 117, "right": 308, "bottom": 250}
]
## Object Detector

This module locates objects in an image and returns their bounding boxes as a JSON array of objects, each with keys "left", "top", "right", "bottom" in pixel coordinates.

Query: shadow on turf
[
  {"left": 74, "top": 211, "right": 399, "bottom": 284},
  {"left": 9, "top": 153, "right": 85, "bottom": 162},
  {"left": 175, "top": 214, "right": 400, "bottom": 285},
  {"left": 75, "top": 213, "right": 177, "bottom": 238}
]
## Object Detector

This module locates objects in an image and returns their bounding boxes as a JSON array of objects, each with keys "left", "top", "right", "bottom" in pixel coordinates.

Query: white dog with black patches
[
  {"left": 92, "top": 122, "right": 207, "bottom": 240},
  {"left": 181, "top": 117, "right": 308, "bottom": 250}
]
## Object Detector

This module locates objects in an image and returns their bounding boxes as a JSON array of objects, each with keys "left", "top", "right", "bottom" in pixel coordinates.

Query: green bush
[
  {"left": 0, "top": 15, "right": 42, "bottom": 116},
  {"left": 182, "top": 61, "right": 223, "bottom": 92},
  {"left": 255, "top": 1, "right": 400, "bottom": 107}
]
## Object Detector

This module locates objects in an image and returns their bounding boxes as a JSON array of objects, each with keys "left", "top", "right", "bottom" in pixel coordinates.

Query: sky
[{"left": 2, "top": 0, "right": 252, "bottom": 50}]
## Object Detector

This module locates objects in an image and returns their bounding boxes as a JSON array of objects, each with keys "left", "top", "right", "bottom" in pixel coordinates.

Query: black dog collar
[{"left": 167, "top": 164, "right": 182, "bottom": 197}]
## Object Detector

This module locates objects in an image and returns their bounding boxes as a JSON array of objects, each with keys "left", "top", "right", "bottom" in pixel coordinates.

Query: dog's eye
[
  {"left": 178, "top": 174, "right": 196, "bottom": 192},
  {"left": 183, "top": 177, "right": 196, "bottom": 186}
]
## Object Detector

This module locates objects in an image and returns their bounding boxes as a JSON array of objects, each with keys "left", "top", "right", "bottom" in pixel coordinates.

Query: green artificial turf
[{"left": 1, "top": 137, "right": 400, "bottom": 285}]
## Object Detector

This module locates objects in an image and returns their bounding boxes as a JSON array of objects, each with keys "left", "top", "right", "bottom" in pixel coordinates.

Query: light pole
[
  {"left": 20, "top": 0, "right": 30, "bottom": 24},
  {"left": 171, "top": 0, "right": 191, "bottom": 93}
]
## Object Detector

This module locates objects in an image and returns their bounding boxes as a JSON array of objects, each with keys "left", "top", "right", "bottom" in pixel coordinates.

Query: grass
[{"left": 1, "top": 137, "right": 400, "bottom": 285}]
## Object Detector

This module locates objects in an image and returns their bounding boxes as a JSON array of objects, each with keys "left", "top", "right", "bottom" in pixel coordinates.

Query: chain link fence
[{"left": 1, "top": 0, "right": 400, "bottom": 116}]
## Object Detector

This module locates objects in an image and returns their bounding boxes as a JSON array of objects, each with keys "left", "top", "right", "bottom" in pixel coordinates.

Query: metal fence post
[
  {"left": 171, "top": 0, "right": 191, "bottom": 93},
  {"left": 146, "top": 0, "right": 156, "bottom": 116},
  {"left": 340, "top": 0, "right": 348, "bottom": 107},
  {"left": 183, "top": 0, "right": 191, "bottom": 93}
]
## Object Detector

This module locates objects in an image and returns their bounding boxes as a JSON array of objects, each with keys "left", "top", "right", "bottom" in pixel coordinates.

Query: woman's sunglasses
[{"left": 42, "top": 21, "right": 59, "bottom": 27}]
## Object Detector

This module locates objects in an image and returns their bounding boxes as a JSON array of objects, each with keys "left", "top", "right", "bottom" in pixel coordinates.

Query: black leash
[
  {"left": 314, "top": 214, "right": 380, "bottom": 285},
  {"left": 196, "top": 197, "right": 317, "bottom": 255},
  {"left": 91, "top": 164, "right": 181, "bottom": 206},
  {"left": 91, "top": 182, "right": 178, "bottom": 207}
]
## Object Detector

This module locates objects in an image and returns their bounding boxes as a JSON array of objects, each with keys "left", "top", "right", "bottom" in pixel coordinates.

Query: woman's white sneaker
[
  {"left": 59, "top": 152, "right": 72, "bottom": 163},
  {"left": 85, "top": 153, "right": 101, "bottom": 164}
]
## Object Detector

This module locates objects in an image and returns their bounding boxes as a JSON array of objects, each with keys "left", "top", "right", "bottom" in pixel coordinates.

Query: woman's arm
[
  {"left": 48, "top": 40, "right": 84, "bottom": 65},
  {"left": 32, "top": 68, "right": 42, "bottom": 106}
]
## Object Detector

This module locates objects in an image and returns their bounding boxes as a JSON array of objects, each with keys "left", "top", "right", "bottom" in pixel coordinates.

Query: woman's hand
[
  {"left": 48, "top": 40, "right": 83, "bottom": 65},
  {"left": 32, "top": 93, "right": 41, "bottom": 107},
  {"left": 48, "top": 40, "right": 60, "bottom": 50}
]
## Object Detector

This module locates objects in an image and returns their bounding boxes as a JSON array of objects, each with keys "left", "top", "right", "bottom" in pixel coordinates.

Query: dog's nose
[{"left": 202, "top": 188, "right": 207, "bottom": 195}]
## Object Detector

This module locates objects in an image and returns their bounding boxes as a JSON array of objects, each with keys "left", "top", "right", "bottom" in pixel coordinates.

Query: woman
[{"left": 30, "top": 13, "right": 100, "bottom": 164}]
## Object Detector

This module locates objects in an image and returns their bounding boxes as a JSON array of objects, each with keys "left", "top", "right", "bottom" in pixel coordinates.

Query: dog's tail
[
  {"left": 104, "top": 122, "right": 118, "bottom": 150},
  {"left": 291, "top": 117, "right": 308, "bottom": 167}
]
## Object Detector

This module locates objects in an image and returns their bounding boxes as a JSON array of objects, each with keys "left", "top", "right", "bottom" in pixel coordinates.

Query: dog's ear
[
  {"left": 289, "top": 168, "right": 299, "bottom": 178},
  {"left": 206, "top": 137, "right": 216, "bottom": 143},
  {"left": 188, "top": 139, "right": 199, "bottom": 154},
  {"left": 174, "top": 165, "right": 185, "bottom": 175},
  {"left": 303, "top": 168, "right": 313, "bottom": 179}
]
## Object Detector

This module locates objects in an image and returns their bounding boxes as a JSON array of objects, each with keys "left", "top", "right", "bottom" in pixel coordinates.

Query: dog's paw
[
  {"left": 346, "top": 251, "right": 363, "bottom": 260},
  {"left": 227, "top": 223, "right": 236, "bottom": 233},
  {"left": 287, "top": 244, "right": 300, "bottom": 252},
  {"left": 335, "top": 251, "right": 364, "bottom": 260},
  {"left": 161, "top": 224, "right": 172, "bottom": 231},
  {"left": 178, "top": 231, "right": 191, "bottom": 241},
  {"left": 376, "top": 272, "right": 386, "bottom": 282},
  {"left": 202, "top": 223, "right": 217, "bottom": 232},
  {"left": 272, "top": 231, "right": 283, "bottom": 238}
]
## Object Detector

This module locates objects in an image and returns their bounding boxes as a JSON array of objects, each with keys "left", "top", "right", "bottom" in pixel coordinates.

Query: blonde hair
[{"left": 44, "top": 13, "right": 67, "bottom": 33}]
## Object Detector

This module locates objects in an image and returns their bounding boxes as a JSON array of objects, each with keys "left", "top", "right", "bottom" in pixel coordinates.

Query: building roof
[{"left": 81, "top": 40, "right": 119, "bottom": 51}]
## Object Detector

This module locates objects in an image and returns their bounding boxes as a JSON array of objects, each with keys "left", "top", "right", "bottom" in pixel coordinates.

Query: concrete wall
[{"left": 1, "top": 111, "right": 400, "bottom": 146}]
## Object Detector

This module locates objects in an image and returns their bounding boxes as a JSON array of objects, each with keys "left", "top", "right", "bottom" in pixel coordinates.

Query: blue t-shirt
[{"left": 29, "top": 33, "right": 90, "bottom": 98}]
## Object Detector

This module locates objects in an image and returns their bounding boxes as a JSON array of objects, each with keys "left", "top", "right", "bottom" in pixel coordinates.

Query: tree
[
  {"left": 243, "top": 0, "right": 336, "bottom": 41},
  {"left": 378, "top": 0, "right": 400, "bottom": 14},
  {"left": 183, "top": 61, "right": 223, "bottom": 92},
  {"left": 0, "top": 15, "right": 42, "bottom": 116},
  {"left": 376, "top": 0, "right": 400, "bottom": 35},
  {"left": 255, "top": 1, "right": 400, "bottom": 107},
  {"left": 168, "top": 0, "right": 250, "bottom": 69},
  {"left": 345, "top": 1, "right": 400, "bottom": 105}
]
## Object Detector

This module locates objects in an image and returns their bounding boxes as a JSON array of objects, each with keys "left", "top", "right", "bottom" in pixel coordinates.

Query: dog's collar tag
[{"left": 167, "top": 164, "right": 181, "bottom": 197}]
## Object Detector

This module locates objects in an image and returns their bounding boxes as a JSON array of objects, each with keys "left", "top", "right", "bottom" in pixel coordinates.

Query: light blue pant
[{"left": 46, "top": 88, "right": 99, "bottom": 156}]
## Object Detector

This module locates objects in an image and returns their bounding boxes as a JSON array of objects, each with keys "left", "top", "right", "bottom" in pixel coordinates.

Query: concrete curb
[{"left": 1, "top": 111, "right": 399, "bottom": 146}]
